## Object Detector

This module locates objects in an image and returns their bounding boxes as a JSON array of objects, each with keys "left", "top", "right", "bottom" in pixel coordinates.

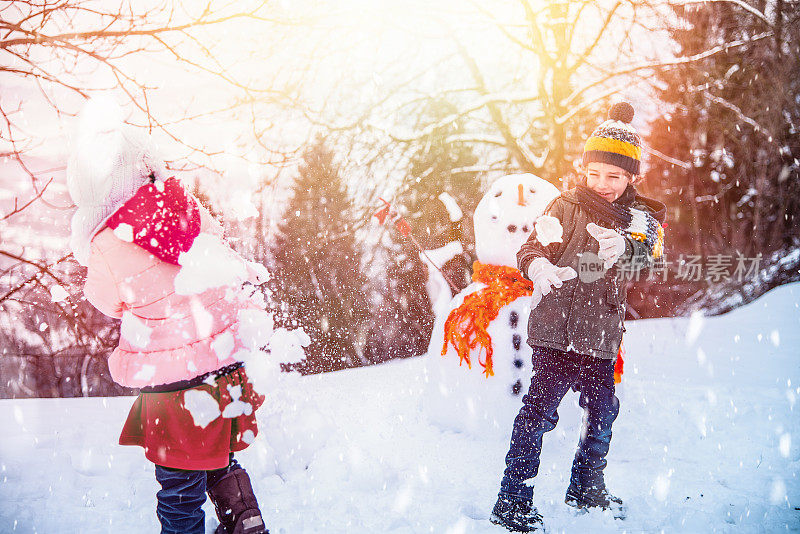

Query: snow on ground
[{"left": 1, "top": 283, "right": 799, "bottom": 533}]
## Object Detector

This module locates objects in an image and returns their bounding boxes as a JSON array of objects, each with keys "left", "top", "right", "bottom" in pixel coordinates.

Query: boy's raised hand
[{"left": 586, "top": 222, "right": 626, "bottom": 269}]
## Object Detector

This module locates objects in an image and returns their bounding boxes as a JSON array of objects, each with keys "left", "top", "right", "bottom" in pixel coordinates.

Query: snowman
[{"left": 422, "top": 173, "right": 561, "bottom": 435}]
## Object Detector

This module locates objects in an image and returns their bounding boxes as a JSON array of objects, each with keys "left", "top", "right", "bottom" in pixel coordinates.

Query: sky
[{"left": 1, "top": 0, "right": 677, "bottom": 252}]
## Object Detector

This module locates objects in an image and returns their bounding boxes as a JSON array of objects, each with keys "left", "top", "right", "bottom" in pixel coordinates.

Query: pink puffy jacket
[{"left": 84, "top": 207, "right": 261, "bottom": 388}]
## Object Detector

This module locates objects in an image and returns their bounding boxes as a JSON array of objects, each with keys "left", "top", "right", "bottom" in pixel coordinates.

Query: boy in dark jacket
[{"left": 490, "top": 102, "right": 666, "bottom": 532}]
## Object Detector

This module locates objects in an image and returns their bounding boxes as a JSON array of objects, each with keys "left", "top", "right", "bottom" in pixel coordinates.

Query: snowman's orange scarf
[
  {"left": 441, "top": 261, "right": 625, "bottom": 383},
  {"left": 441, "top": 261, "right": 533, "bottom": 377}
]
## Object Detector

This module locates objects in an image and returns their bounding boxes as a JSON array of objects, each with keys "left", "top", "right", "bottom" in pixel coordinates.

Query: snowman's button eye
[
  {"left": 494, "top": 191, "right": 502, "bottom": 197},
  {"left": 529, "top": 188, "right": 536, "bottom": 193},
  {"left": 507, "top": 224, "right": 517, "bottom": 232},
  {"left": 491, "top": 215, "right": 498, "bottom": 221},
  {"left": 522, "top": 225, "right": 530, "bottom": 233}
]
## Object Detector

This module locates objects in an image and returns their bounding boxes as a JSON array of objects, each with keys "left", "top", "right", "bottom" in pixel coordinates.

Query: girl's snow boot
[
  {"left": 489, "top": 494, "right": 545, "bottom": 532},
  {"left": 207, "top": 469, "right": 268, "bottom": 534}
]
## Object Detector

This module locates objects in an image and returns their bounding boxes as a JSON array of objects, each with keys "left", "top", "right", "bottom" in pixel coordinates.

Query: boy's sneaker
[
  {"left": 489, "top": 494, "right": 545, "bottom": 532},
  {"left": 564, "top": 481, "right": 626, "bottom": 519}
]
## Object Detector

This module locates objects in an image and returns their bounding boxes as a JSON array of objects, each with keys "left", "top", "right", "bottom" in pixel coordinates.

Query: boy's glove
[
  {"left": 527, "top": 257, "right": 577, "bottom": 308},
  {"left": 587, "top": 223, "right": 626, "bottom": 269}
]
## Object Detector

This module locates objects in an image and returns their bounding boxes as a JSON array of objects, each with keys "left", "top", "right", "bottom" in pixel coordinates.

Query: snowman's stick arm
[
  {"left": 375, "top": 197, "right": 461, "bottom": 294},
  {"left": 406, "top": 232, "right": 460, "bottom": 294}
]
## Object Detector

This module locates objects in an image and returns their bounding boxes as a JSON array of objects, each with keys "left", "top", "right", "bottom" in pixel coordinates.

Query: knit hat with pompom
[
  {"left": 582, "top": 102, "right": 642, "bottom": 175},
  {"left": 67, "top": 97, "right": 167, "bottom": 266}
]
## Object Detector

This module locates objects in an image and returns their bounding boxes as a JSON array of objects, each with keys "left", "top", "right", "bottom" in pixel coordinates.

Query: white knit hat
[{"left": 67, "top": 98, "right": 167, "bottom": 266}]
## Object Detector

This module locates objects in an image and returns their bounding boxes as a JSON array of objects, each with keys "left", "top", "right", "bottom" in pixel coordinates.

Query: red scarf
[
  {"left": 105, "top": 177, "right": 201, "bottom": 265},
  {"left": 442, "top": 262, "right": 533, "bottom": 377},
  {"left": 442, "top": 261, "right": 625, "bottom": 382}
]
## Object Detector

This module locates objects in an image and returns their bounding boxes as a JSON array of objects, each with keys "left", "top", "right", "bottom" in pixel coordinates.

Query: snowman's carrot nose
[{"left": 517, "top": 183, "right": 525, "bottom": 206}]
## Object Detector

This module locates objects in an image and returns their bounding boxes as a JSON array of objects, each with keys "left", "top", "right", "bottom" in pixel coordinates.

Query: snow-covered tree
[
  {"left": 403, "top": 98, "right": 484, "bottom": 289},
  {"left": 647, "top": 0, "right": 799, "bottom": 260},
  {"left": 364, "top": 99, "right": 484, "bottom": 363},
  {"left": 267, "top": 138, "right": 371, "bottom": 373}
]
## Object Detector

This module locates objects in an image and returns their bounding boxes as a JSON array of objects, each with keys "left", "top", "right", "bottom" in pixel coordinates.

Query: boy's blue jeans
[
  {"left": 500, "top": 345, "right": 620, "bottom": 501},
  {"left": 154, "top": 455, "right": 241, "bottom": 534}
]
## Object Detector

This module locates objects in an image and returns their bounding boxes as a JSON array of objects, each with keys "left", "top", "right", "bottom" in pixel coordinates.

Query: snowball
[
  {"left": 222, "top": 384, "right": 253, "bottom": 418},
  {"left": 121, "top": 312, "right": 152, "bottom": 348},
  {"left": 49, "top": 285, "right": 69, "bottom": 303},
  {"left": 534, "top": 215, "right": 563, "bottom": 247},
  {"left": 211, "top": 330, "right": 235, "bottom": 362},
  {"left": 183, "top": 389, "right": 221, "bottom": 428},
  {"left": 132, "top": 364, "right": 156, "bottom": 382},
  {"left": 241, "top": 429, "right": 255, "bottom": 444},
  {"left": 174, "top": 233, "right": 249, "bottom": 295},
  {"left": 112, "top": 223, "right": 134, "bottom": 243},
  {"left": 437, "top": 192, "right": 463, "bottom": 222},
  {"left": 269, "top": 328, "right": 311, "bottom": 364},
  {"left": 237, "top": 309, "right": 274, "bottom": 351}
]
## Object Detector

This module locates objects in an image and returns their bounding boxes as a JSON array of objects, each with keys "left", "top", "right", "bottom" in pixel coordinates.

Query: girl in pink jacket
[{"left": 68, "top": 105, "right": 269, "bottom": 534}]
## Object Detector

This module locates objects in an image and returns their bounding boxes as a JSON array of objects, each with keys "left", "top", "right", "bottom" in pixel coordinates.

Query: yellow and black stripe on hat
[{"left": 582, "top": 102, "right": 642, "bottom": 175}]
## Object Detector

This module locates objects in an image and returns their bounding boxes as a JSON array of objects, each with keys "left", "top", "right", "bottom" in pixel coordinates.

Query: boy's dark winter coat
[{"left": 517, "top": 186, "right": 666, "bottom": 359}]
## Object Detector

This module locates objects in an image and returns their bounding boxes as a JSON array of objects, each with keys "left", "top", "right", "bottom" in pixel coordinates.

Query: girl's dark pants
[
  {"left": 500, "top": 345, "right": 620, "bottom": 501},
  {"left": 154, "top": 454, "right": 241, "bottom": 534}
]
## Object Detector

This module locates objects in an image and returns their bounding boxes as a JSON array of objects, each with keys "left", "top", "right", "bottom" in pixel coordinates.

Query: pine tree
[
  {"left": 627, "top": 2, "right": 800, "bottom": 315},
  {"left": 405, "top": 98, "right": 484, "bottom": 289},
  {"left": 647, "top": 2, "right": 800, "bottom": 260},
  {"left": 268, "top": 138, "right": 370, "bottom": 373}
]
